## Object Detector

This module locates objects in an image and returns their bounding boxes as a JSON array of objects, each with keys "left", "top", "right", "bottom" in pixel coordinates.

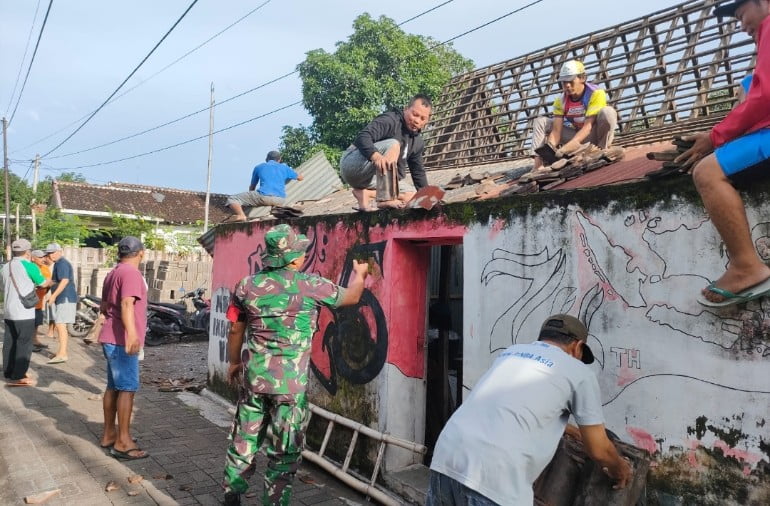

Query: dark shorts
[
  {"left": 102, "top": 343, "right": 140, "bottom": 392},
  {"left": 35, "top": 309, "right": 44, "bottom": 327}
]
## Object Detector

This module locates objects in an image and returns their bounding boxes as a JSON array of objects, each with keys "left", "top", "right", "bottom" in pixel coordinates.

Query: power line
[
  {"left": 40, "top": 0, "right": 201, "bottom": 158},
  {"left": 5, "top": 0, "right": 43, "bottom": 117},
  {"left": 47, "top": 69, "right": 296, "bottom": 160},
  {"left": 15, "top": 0, "right": 272, "bottom": 155},
  {"left": 41, "top": 0, "right": 457, "bottom": 162},
  {"left": 8, "top": 0, "right": 54, "bottom": 126},
  {"left": 45, "top": 1, "right": 546, "bottom": 170},
  {"left": 68, "top": 101, "right": 302, "bottom": 170}
]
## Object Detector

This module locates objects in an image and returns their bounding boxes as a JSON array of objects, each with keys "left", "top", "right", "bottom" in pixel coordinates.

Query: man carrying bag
[{"left": 1, "top": 239, "right": 51, "bottom": 386}]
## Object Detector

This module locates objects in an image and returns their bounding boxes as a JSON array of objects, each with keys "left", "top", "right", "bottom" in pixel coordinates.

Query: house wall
[
  {"left": 207, "top": 177, "right": 770, "bottom": 502},
  {"left": 207, "top": 218, "right": 464, "bottom": 471}
]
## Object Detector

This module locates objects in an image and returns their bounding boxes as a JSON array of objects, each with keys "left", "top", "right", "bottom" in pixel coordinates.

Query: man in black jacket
[{"left": 340, "top": 94, "right": 432, "bottom": 210}]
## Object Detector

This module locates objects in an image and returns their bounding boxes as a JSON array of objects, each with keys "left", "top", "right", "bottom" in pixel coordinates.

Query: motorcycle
[
  {"left": 145, "top": 288, "right": 211, "bottom": 347},
  {"left": 68, "top": 295, "right": 101, "bottom": 338}
]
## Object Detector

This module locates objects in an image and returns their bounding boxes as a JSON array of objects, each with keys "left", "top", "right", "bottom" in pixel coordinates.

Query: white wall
[{"left": 463, "top": 201, "right": 770, "bottom": 469}]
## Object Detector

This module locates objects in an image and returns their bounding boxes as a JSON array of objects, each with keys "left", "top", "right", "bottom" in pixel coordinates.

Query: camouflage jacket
[{"left": 231, "top": 268, "right": 345, "bottom": 394}]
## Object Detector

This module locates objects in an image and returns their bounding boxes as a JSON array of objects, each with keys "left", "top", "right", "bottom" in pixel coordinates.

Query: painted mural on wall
[
  {"left": 209, "top": 222, "right": 429, "bottom": 396},
  {"left": 465, "top": 203, "right": 770, "bottom": 475}
]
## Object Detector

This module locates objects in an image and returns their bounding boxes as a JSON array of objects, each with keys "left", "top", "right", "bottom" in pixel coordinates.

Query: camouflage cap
[{"left": 261, "top": 224, "right": 310, "bottom": 268}]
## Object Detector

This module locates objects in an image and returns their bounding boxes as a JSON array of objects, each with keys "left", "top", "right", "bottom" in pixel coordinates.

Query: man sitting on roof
[
  {"left": 339, "top": 94, "right": 432, "bottom": 211},
  {"left": 530, "top": 60, "right": 618, "bottom": 170},
  {"left": 225, "top": 150, "right": 303, "bottom": 222},
  {"left": 678, "top": 0, "right": 770, "bottom": 307}
]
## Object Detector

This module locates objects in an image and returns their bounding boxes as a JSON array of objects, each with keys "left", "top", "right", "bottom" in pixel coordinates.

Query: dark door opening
[{"left": 424, "top": 244, "right": 463, "bottom": 464}]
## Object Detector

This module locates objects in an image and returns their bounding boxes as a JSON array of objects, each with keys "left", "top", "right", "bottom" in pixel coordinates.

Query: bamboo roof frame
[{"left": 423, "top": 0, "right": 756, "bottom": 170}]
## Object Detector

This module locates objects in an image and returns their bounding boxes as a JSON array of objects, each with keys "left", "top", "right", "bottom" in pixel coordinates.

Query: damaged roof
[{"left": 53, "top": 181, "right": 231, "bottom": 225}]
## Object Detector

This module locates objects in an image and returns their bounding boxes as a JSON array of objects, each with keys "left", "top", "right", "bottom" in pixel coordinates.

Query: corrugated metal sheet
[{"left": 248, "top": 151, "right": 343, "bottom": 218}]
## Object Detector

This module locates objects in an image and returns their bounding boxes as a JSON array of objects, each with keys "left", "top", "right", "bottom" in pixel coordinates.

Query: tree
[
  {"left": 279, "top": 125, "right": 342, "bottom": 170},
  {"left": 35, "top": 208, "right": 91, "bottom": 246},
  {"left": 283, "top": 14, "right": 473, "bottom": 166}
]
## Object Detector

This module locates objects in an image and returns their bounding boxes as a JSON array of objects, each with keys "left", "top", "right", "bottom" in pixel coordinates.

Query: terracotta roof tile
[{"left": 54, "top": 181, "right": 231, "bottom": 225}]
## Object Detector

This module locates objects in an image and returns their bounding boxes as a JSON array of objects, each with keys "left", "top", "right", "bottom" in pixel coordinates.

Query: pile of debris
[
  {"left": 270, "top": 205, "right": 304, "bottom": 219},
  {"left": 644, "top": 136, "right": 696, "bottom": 179},
  {"left": 503, "top": 144, "right": 626, "bottom": 196}
]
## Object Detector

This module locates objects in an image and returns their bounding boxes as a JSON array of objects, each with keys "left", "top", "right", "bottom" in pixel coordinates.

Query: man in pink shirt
[
  {"left": 678, "top": 0, "right": 770, "bottom": 307},
  {"left": 97, "top": 236, "right": 149, "bottom": 460}
]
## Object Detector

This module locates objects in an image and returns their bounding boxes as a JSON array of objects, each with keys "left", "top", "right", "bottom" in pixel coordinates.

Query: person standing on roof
[
  {"left": 226, "top": 151, "right": 303, "bottom": 223},
  {"left": 530, "top": 60, "right": 619, "bottom": 170},
  {"left": 427, "top": 314, "right": 631, "bottom": 505},
  {"left": 222, "top": 224, "right": 369, "bottom": 506},
  {"left": 340, "top": 94, "right": 432, "bottom": 211},
  {"left": 677, "top": 0, "right": 770, "bottom": 307}
]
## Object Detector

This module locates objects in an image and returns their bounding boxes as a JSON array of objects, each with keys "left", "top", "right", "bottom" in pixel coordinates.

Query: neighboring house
[
  {"left": 202, "top": 2, "right": 770, "bottom": 505},
  {"left": 51, "top": 180, "right": 231, "bottom": 247}
]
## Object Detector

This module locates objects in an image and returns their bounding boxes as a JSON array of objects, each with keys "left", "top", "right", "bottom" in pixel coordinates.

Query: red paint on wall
[
  {"left": 210, "top": 218, "right": 466, "bottom": 387},
  {"left": 626, "top": 426, "right": 658, "bottom": 455}
]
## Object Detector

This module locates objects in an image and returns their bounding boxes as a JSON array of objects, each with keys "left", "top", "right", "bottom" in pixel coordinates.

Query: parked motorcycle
[
  {"left": 68, "top": 295, "right": 101, "bottom": 337},
  {"left": 145, "top": 288, "right": 210, "bottom": 347}
]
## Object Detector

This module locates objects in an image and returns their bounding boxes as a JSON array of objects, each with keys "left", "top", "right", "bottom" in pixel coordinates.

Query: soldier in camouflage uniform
[{"left": 223, "top": 224, "right": 369, "bottom": 506}]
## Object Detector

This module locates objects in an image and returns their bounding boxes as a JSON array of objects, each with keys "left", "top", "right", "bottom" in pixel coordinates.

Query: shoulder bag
[{"left": 9, "top": 260, "right": 40, "bottom": 309}]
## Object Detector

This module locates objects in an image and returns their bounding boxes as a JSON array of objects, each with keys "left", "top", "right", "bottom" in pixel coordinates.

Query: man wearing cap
[
  {"left": 45, "top": 243, "right": 78, "bottom": 364},
  {"left": 427, "top": 314, "right": 631, "bottom": 505},
  {"left": 530, "top": 60, "right": 618, "bottom": 170},
  {"left": 677, "top": 0, "right": 770, "bottom": 307},
  {"left": 226, "top": 150, "right": 303, "bottom": 223},
  {"left": 97, "top": 236, "right": 149, "bottom": 460},
  {"left": 222, "top": 224, "right": 369, "bottom": 506},
  {"left": 30, "top": 250, "right": 53, "bottom": 351},
  {"left": 340, "top": 94, "right": 432, "bottom": 211},
  {"left": 1, "top": 239, "right": 51, "bottom": 386}
]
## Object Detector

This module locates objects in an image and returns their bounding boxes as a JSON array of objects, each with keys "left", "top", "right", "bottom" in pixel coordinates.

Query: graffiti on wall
[
  {"left": 239, "top": 223, "right": 391, "bottom": 396},
  {"left": 473, "top": 207, "right": 770, "bottom": 467}
]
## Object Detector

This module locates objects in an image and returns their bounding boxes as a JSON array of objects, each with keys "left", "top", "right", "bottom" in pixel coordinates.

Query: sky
[{"left": 1, "top": 0, "right": 678, "bottom": 195}]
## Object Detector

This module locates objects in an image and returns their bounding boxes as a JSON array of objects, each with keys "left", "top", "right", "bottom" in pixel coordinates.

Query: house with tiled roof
[{"left": 201, "top": 2, "right": 770, "bottom": 503}]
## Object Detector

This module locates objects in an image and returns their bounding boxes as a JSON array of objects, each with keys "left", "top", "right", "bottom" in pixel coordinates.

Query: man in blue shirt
[{"left": 226, "top": 151, "right": 303, "bottom": 222}]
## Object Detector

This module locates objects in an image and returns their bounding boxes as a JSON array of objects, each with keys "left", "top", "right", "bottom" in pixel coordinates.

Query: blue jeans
[
  {"left": 102, "top": 344, "right": 139, "bottom": 392},
  {"left": 426, "top": 471, "right": 499, "bottom": 506}
]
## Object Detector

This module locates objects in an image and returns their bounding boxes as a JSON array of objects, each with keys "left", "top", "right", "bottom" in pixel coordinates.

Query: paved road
[{"left": 0, "top": 334, "right": 366, "bottom": 505}]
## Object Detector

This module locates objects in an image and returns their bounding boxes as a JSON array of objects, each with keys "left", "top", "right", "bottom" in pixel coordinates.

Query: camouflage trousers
[{"left": 223, "top": 391, "right": 309, "bottom": 506}]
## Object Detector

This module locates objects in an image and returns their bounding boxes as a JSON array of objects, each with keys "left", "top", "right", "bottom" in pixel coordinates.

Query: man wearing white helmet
[{"left": 530, "top": 60, "right": 618, "bottom": 170}]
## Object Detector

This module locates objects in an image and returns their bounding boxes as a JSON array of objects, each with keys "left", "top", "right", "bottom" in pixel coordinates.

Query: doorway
[{"left": 424, "top": 244, "right": 463, "bottom": 463}]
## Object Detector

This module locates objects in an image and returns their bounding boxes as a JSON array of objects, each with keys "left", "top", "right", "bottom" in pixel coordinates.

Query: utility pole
[
  {"left": 2, "top": 117, "right": 10, "bottom": 260},
  {"left": 203, "top": 82, "right": 215, "bottom": 233},
  {"left": 31, "top": 154, "right": 40, "bottom": 239}
]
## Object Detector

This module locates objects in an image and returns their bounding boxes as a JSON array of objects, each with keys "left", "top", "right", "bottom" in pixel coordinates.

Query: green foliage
[
  {"left": 294, "top": 13, "right": 473, "bottom": 151},
  {"left": 279, "top": 125, "right": 342, "bottom": 170},
  {"left": 35, "top": 208, "right": 91, "bottom": 246}
]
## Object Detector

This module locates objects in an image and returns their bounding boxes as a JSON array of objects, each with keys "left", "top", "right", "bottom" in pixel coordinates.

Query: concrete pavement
[{"left": 0, "top": 334, "right": 366, "bottom": 505}]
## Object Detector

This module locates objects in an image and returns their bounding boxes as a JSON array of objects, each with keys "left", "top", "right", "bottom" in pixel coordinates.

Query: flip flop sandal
[
  {"left": 100, "top": 437, "right": 137, "bottom": 449},
  {"left": 6, "top": 379, "right": 36, "bottom": 387},
  {"left": 47, "top": 357, "right": 68, "bottom": 364},
  {"left": 697, "top": 277, "right": 770, "bottom": 307},
  {"left": 110, "top": 447, "right": 149, "bottom": 460}
]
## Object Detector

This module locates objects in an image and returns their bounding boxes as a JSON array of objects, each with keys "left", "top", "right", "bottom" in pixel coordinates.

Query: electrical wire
[
  {"left": 40, "top": 0, "right": 458, "bottom": 161},
  {"left": 8, "top": 0, "right": 54, "bottom": 126},
  {"left": 14, "top": 0, "right": 272, "bottom": 155},
  {"left": 40, "top": 0, "right": 201, "bottom": 158},
  {"left": 5, "top": 0, "right": 43, "bottom": 117},
  {"left": 47, "top": 0, "right": 548, "bottom": 170},
  {"left": 68, "top": 101, "right": 302, "bottom": 169}
]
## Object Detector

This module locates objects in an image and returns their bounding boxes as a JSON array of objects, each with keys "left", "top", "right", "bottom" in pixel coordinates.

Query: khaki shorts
[{"left": 54, "top": 302, "right": 76, "bottom": 324}]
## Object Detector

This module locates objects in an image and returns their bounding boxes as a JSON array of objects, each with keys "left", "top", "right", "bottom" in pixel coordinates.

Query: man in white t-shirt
[{"left": 428, "top": 314, "right": 631, "bottom": 505}]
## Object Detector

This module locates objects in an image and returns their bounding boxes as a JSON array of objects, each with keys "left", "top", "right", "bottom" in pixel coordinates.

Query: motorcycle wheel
[
  {"left": 68, "top": 316, "right": 94, "bottom": 338},
  {"left": 144, "top": 332, "right": 166, "bottom": 347}
]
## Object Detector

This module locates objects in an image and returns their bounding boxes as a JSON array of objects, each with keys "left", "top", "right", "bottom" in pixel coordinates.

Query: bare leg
[
  {"left": 47, "top": 321, "right": 55, "bottom": 339},
  {"left": 352, "top": 188, "right": 376, "bottom": 210},
  {"left": 533, "top": 155, "right": 544, "bottom": 170},
  {"left": 51, "top": 322, "right": 69, "bottom": 360},
  {"left": 113, "top": 391, "right": 145, "bottom": 457},
  {"left": 228, "top": 203, "right": 248, "bottom": 221},
  {"left": 692, "top": 154, "right": 770, "bottom": 302},
  {"left": 101, "top": 389, "right": 119, "bottom": 447}
]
